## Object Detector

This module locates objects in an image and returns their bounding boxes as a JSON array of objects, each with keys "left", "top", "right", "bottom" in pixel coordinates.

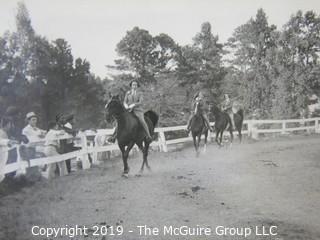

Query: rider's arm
[
  {"left": 123, "top": 92, "right": 129, "bottom": 109},
  {"left": 133, "top": 93, "right": 143, "bottom": 108}
]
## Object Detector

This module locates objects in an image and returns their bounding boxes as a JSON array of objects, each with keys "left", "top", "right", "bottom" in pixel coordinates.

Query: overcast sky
[{"left": 1, "top": 0, "right": 320, "bottom": 78}]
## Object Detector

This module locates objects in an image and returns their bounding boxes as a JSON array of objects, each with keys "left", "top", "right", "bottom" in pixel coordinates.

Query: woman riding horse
[
  {"left": 108, "top": 80, "right": 153, "bottom": 144},
  {"left": 186, "top": 91, "right": 213, "bottom": 133}
]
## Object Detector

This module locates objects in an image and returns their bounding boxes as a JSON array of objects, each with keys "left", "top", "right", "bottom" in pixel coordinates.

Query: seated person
[
  {"left": 108, "top": 80, "right": 153, "bottom": 143},
  {"left": 186, "top": 91, "right": 213, "bottom": 133}
]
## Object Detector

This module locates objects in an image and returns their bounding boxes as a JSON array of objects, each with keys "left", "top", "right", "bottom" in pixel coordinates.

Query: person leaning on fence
[
  {"left": 108, "top": 80, "right": 153, "bottom": 143},
  {"left": 0, "top": 117, "right": 18, "bottom": 182},
  {"left": 186, "top": 91, "right": 214, "bottom": 133},
  {"left": 44, "top": 121, "right": 67, "bottom": 179},
  {"left": 22, "top": 112, "right": 47, "bottom": 159},
  {"left": 56, "top": 113, "right": 81, "bottom": 173}
]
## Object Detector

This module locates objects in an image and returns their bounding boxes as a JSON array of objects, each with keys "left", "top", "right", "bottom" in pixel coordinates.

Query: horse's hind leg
[
  {"left": 238, "top": 128, "right": 242, "bottom": 143},
  {"left": 136, "top": 141, "right": 150, "bottom": 174},
  {"left": 144, "top": 142, "right": 151, "bottom": 171},
  {"left": 229, "top": 128, "right": 234, "bottom": 147}
]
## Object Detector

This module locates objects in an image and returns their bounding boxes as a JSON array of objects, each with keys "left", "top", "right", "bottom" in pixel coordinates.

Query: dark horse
[
  {"left": 105, "top": 95, "right": 159, "bottom": 177},
  {"left": 210, "top": 105, "right": 244, "bottom": 146},
  {"left": 190, "top": 102, "right": 209, "bottom": 156}
]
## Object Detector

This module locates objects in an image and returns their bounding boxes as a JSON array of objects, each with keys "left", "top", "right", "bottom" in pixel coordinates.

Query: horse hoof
[
  {"left": 203, "top": 145, "right": 207, "bottom": 153},
  {"left": 135, "top": 173, "right": 142, "bottom": 177},
  {"left": 122, "top": 173, "right": 129, "bottom": 178},
  {"left": 146, "top": 166, "right": 152, "bottom": 171}
]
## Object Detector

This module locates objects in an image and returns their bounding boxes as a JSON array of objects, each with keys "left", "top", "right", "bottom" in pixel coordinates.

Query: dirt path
[{"left": 0, "top": 135, "right": 320, "bottom": 240}]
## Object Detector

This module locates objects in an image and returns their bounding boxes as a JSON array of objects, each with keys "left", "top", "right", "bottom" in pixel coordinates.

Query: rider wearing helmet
[{"left": 186, "top": 91, "right": 213, "bottom": 133}]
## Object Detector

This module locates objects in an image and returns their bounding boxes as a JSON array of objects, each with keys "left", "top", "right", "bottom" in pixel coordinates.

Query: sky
[{"left": 1, "top": 0, "right": 320, "bottom": 78}]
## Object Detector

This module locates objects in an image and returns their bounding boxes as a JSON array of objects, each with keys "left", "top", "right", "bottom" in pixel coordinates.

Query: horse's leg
[
  {"left": 215, "top": 131, "right": 220, "bottom": 145},
  {"left": 144, "top": 141, "right": 151, "bottom": 171},
  {"left": 192, "top": 134, "right": 198, "bottom": 153},
  {"left": 120, "top": 142, "right": 135, "bottom": 177},
  {"left": 196, "top": 133, "right": 201, "bottom": 157},
  {"left": 219, "top": 130, "right": 223, "bottom": 146},
  {"left": 136, "top": 141, "right": 151, "bottom": 174},
  {"left": 229, "top": 127, "right": 234, "bottom": 147},
  {"left": 203, "top": 130, "right": 208, "bottom": 153}
]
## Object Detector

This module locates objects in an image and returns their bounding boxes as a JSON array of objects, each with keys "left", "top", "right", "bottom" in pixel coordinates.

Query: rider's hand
[{"left": 8, "top": 140, "right": 18, "bottom": 147}]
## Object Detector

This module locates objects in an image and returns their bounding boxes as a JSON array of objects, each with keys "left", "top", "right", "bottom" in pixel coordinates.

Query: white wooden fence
[{"left": 1, "top": 117, "right": 320, "bottom": 181}]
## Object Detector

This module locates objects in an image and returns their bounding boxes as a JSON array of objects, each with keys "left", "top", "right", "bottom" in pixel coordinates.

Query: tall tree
[
  {"left": 227, "top": 9, "right": 277, "bottom": 117},
  {"left": 176, "top": 22, "right": 225, "bottom": 100}
]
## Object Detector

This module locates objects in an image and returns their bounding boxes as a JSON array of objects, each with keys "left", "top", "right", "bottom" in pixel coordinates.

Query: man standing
[{"left": 108, "top": 80, "right": 152, "bottom": 143}]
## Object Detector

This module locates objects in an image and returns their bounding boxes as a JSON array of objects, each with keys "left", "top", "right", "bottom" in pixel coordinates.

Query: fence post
[
  {"left": 90, "top": 141, "right": 99, "bottom": 165},
  {"left": 80, "top": 133, "right": 91, "bottom": 169},
  {"left": 249, "top": 120, "right": 259, "bottom": 140},
  {"left": 158, "top": 131, "right": 168, "bottom": 152},
  {"left": 315, "top": 118, "right": 320, "bottom": 133},
  {"left": 281, "top": 121, "right": 286, "bottom": 135},
  {"left": 15, "top": 145, "right": 27, "bottom": 176}
]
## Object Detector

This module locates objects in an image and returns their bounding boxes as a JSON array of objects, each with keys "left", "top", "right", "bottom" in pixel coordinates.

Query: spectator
[
  {"left": 22, "top": 112, "right": 46, "bottom": 159},
  {"left": 44, "top": 121, "right": 67, "bottom": 179},
  {"left": 57, "top": 114, "right": 81, "bottom": 173},
  {"left": 0, "top": 117, "right": 18, "bottom": 181}
]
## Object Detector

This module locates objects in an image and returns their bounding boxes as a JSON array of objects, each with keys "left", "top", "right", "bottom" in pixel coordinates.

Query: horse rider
[
  {"left": 186, "top": 91, "right": 214, "bottom": 133},
  {"left": 108, "top": 80, "right": 153, "bottom": 143},
  {"left": 222, "top": 93, "right": 236, "bottom": 130}
]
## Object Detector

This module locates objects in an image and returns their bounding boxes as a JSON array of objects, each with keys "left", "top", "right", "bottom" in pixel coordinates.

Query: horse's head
[
  {"left": 104, "top": 94, "right": 125, "bottom": 122},
  {"left": 210, "top": 103, "right": 221, "bottom": 117}
]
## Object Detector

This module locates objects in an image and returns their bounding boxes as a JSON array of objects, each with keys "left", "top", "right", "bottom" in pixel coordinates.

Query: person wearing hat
[
  {"left": 108, "top": 80, "right": 153, "bottom": 143},
  {"left": 57, "top": 113, "right": 81, "bottom": 173},
  {"left": 186, "top": 91, "right": 213, "bottom": 133},
  {"left": 22, "top": 112, "right": 46, "bottom": 144}
]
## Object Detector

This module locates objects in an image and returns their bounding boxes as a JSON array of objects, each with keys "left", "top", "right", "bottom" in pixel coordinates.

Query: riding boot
[
  {"left": 186, "top": 113, "right": 193, "bottom": 133},
  {"left": 203, "top": 113, "right": 214, "bottom": 132},
  {"left": 107, "top": 125, "right": 118, "bottom": 143},
  {"left": 135, "top": 111, "right": 153, "bottom": 143}
]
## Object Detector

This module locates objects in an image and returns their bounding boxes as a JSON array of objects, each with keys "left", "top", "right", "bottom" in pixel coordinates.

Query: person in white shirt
[
  {"left": 22, "top": 112, "right": 46, "bottom": 158},
  {"left": 0, "top": 117, "right": 18, "bottom": 182},
  {"left": 43, "top": 121, "right": 67, "bottom": 179},
  {"left": 22, "top": 112, "right": 46, "bottom": 142}
]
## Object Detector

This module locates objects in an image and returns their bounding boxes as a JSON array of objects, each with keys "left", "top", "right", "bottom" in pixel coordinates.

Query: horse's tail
[{"left": 145, "top": 110, "right": 159, "bottom": 127}]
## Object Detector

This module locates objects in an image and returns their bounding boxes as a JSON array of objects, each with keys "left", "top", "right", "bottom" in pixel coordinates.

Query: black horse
[
  {"left": 190, "top": 102, "right": 209, "bottom": 156},
  {"left": 210, "top": 105, "right": 244, "bottom": 146},
  {"left": 105, "top": 95, "right": 158, "bottom": 177}
]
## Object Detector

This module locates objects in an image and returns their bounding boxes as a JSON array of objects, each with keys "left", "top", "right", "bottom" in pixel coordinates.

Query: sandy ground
[{"left": 0, "top": 135, "right": 320, "bottom": 240}]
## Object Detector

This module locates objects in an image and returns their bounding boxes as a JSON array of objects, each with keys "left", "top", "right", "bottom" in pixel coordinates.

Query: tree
[
  {"left": 272, "top": 10, "right": 320, "bottom": 118},
  {"left": 176, "top": 22, "right": 226, "bottom": 100},
  {"left": 227, "top": 9, "right": 277, "bottom": 117}
]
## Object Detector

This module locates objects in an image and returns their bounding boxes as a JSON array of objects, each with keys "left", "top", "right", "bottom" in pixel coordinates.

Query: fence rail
[{"left": 1, "top": 117, "right": 320, "bottom": 181}]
